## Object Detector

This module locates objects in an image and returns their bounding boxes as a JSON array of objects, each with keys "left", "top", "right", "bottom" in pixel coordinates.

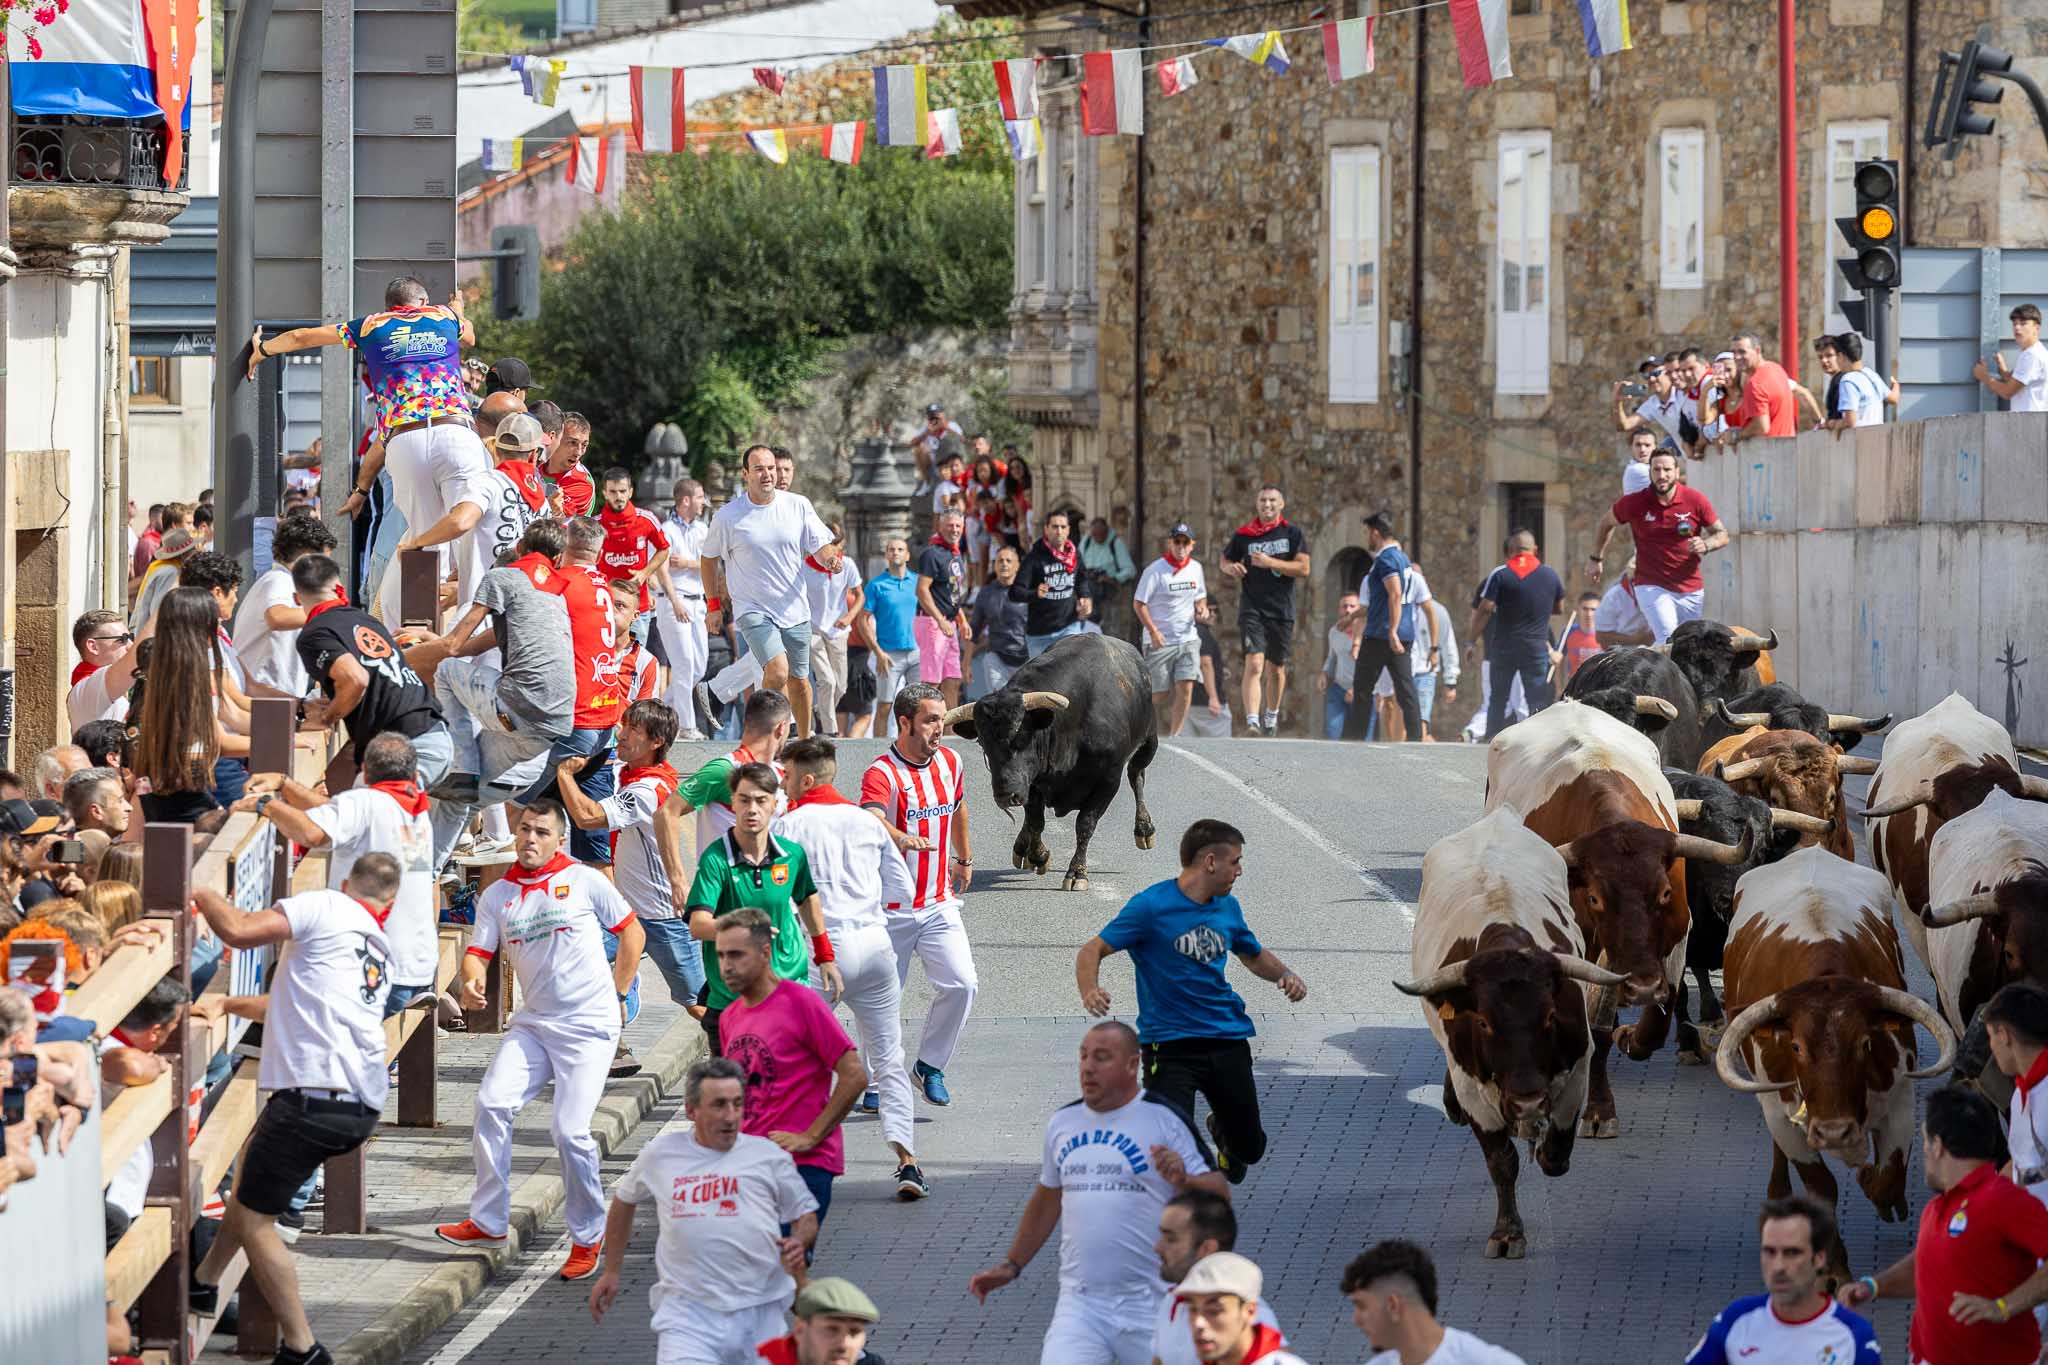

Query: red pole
[{"left": 1778, "top": 0, "right": 1800, "bottom": 365}]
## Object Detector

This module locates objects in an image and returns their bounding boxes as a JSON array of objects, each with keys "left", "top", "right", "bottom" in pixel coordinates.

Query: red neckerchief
[
  {"left": 370, "top": 780, "right": 430, "bottom": 817},
  {"left": 71, "top": 660, "right": 103, "bottom": 686},
  {"left": 1041, "top": 537, "right": 1077, "bottom": 573},
  {"left": 304, "top": 588, "right": 351, "bottom": 624},
  {"left": 1241, "top": 1323, "right": 1291, "bottom": 1364},
  {"left": 929, "top": 533, "right": 961, "bottom": 553},
  {"left": 110, "top": 1027, "right": 138, "bottom": 1047},
  {"left": 1164, "top": 550, "right": 1191, "bottom": 571},
  {"left": 621, "top": 762, "right": 679, "bottom": 808},
  {"left": 1236, "top": 514, "right": 1287, "bottom": 537},
  {"left": 789, "top": 784, "right": 852, "bottom": 811},
  {"left": 497, "top": 459, "right": 547, "bottom": 513},
  {"left": 502, "top": 850, "right": 575, "bottom": 891},
  {"left": 803, "top": 553, "right": 837, "bottom": 575},
  {"left": 510, "top": 552, "right": 555, "bottom": 589},
  {"left": 753, "top": 1337, "right": 800, "bottom": 1365},
  {"left": 2018, "top": 1048, "right": 2048, "bottom": 1111},
  {"left": 1506, "top": 552, "right": 1542, "bottom": 579},
  {"left": 599, "top": 500, "right": 639, "bottom": 533},
  {"left": 350, "top": 895, "right": 393, "bottom": 930}
]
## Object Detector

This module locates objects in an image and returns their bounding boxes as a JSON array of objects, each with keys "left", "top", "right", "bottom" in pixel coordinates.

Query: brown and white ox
[
  {"left": 1485, "top": 701, "right": 1750, "bottom": 1137},
  {"left": 1861, "top": 692, "right": 2048, "bottom": 972},
  {"left": 1396, "top": 807, "right": 1626, "bottom": 1259},
  {"left": 1698, "top": 726, "right": 1876, "bottom": 862},
  {"left": 1714, "top": 847, "right": 1954, "bottom": 1277}
]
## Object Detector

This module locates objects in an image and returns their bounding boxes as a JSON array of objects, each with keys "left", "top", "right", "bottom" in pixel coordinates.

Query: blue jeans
[
  {"left": 1026, "top": 623, "right": 1080, "bottom": 658},
  {"left": 562, "top": 744, "right": 616, "bottom": 866},
  {"left": 1487, "top": 645, "right": 1552, "bottom": 738},
  {"left": 210, "top": 756, "right": 248, "bottom": 807},
  {"left": 1416, "top": 671, "right": 1440, "bottom": 726},
  {"left": 639, "top": 915, "right": 706, "bottom": 1007},
  {"left": 1323, "top": 688, "right": 1350, "bottom": 740},
  {"left": 513, "top": 727, "right": 613, "bottom": 808}
]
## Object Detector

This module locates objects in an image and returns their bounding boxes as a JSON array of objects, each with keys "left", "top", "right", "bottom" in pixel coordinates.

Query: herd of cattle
[{"left": 1397, "top": 620, "right": 2048, "bottom": 1276}]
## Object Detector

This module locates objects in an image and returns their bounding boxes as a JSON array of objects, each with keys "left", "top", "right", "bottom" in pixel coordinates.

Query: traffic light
[
  {"left": 1835, "top": 158, "right": 1901, "bottom": 295},
  {"left": 490, "top": 225, "right": 542, "bottom": 323},
  {"left": 1927, "top": 40, "right": 2011, "bottom": 159}
]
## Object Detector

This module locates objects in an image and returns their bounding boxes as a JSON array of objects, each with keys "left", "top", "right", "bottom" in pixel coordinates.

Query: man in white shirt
[
  {"left": 239, "top": 731, "right": 439, "bottom": 1016},
  {"left": 1173, "top": 1253, "right": 1307, "bottom": 1365},
  {"left": 657, "top": 477, "right": 711, "bottom": 740},
  {"left": 1613, "top": 355, "right": 1693, "bottom": 450},
  {"left": 99, "top": 979, "right": 189, "bottom": 1243},
  {"left": 1620, "top": 427, "right": 1658, "bottom": 497},
  {"left": 187, "top": 853, "right": 403, "bottom": 1365},
  {"left": 589, "top": 1055, "right": 819, "bottom": 1364},
  {"left": 802, "top": 530, "right": 864, "bottom": 737},
  {"left": 1150, "top": 1191, "right": 1285, "bottom": 1365},
  {"left": 1133, "top": 523, "right": 1213, "bottom": 739},
  {"left": 1343, "top": 1239, "right": 1526, "bottom": 1365},
  {"left": 778, "top": 735, "right": 928, "bottom": 1200},
  {"left": 1986, "top": 983, "right": 2048, "bottom": 1211},
  {"left": 701, "top": 443, "right": 834, "bottom": 740},
  {"left": 1825, "top": 331, "right": 1889, "bottom": 434},
  {"left": 233, "top": 513, "right": 337, "bottom": 699},
  {"left": 435, "top": 800, "right": 645, "bottom": 1283},
  {"left": 1976, "top": 301, "right": 2048, "bottom": 413},
  {"left": 66, "top": 609, "right": 139, "bottom": 729},
  {"left": 970, "top": 1020, "right": 1227, "bottom": 1365}
]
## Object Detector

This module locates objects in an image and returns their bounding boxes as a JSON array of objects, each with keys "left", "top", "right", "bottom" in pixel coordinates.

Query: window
[
  {"left": 1328, "top": 145, "right": 1381, "bottom": 404},
  {"left": 1658, "top": 128, "right": 1705, "bottom": 289},
  {"left": 1495, "top": 131, "right": 1551, "bottom": 396},
  {"left": 129, "top": 356, "right": 172, "bottom": 405},
  {"left": 1510, "top": 0, "right": 1540, "bottom": 12},
  {"left": 1825, "top": 120, "right": 1888, "bottom": 334},
  {"left": 1503, "top": 482, "right": 1546, "bottom": 557}
]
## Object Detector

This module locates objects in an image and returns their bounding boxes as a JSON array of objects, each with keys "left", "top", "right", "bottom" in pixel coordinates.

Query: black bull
[{"left": 942, "top": 633, "right": 1159, "bottom": 891}]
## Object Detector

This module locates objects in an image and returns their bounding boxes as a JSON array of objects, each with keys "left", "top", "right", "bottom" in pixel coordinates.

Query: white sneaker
[
  {"left": 468, "top": 835, "right": 513, "bottom": 859},
  {"left": 1244, "top": 717, "right": 1264, "bottom": 737},
  {"left": 678, "top": 728, "right": 708, "bottom": 742}
]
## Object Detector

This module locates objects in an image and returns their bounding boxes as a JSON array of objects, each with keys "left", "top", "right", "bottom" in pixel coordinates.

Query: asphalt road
[{"left": 409, "top": 730, "right": 1941, "bottom": 1365}]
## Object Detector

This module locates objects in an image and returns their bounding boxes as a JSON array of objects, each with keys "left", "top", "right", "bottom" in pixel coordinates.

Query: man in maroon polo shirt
[
  {"left": 1838, "top": 1084, "right": 2048, "bottom": 1364},
  {"left": 1586, "top": 449, "right": 1728, "bottom": 645}
]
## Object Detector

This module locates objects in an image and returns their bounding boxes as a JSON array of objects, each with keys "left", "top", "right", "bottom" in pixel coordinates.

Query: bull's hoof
[
  {"left": 1062, "top": 874, "right": 1089, "bottom": 892},
  {"left": 1013, "top": 852, "right": 1028, "bottom": 870},
  {"left": 1032, "top": 852, "right": 1051, "bottom": 875},
  {"left": 1484, "top": 1233, "right": 1527, "bottom": 1260},
  {"left": 1675, "top": 1046, "right": 1707, "bottom": 1067},
  {"left": 1135, "top": 832, "right": 1156, "bottom": 850},
  {"left": 1578, "top": 1115, "right": 1620, "bottom": 1140}
]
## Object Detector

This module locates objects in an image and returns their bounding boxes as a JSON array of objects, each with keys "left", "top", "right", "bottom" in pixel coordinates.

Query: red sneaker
[
  {"left": 434, "top": 1219, "right": 507, "bottom": 1247},
  {"left": 559, "top": 1240, "right": 602, "bottom": 1281}
]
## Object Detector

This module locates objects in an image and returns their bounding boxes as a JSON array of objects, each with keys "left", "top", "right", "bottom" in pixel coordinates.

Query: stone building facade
[{"left": 955, "top": 0, "right": 2047, "bottom": 733}]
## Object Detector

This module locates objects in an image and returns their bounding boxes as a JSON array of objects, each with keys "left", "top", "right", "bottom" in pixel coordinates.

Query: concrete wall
[{"left": 1689, "top": 411, "right": 2048, "bottom": 748}]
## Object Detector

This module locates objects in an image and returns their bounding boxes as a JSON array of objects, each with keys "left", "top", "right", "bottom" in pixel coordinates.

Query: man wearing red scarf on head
[{"left": 437, "top": 801, "right": 645, "bottom": 1283}]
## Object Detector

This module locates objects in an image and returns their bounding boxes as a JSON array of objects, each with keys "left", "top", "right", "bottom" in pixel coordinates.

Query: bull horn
[
  {"left": 1834, "top": 755, "right": 1882, "bottom": 776},
  {"left": 1649, "top": 643, "right": 1674, "bottom": 656},
  {"left": 1635, "top": 695, "right": 1679, "bottom": 721},
  {"left": 1393, "top": 961, "right": 1471, "bottom": 997},
  {"left": 1921, "top": 892, "right": 2001, "bottom": 929},
  {"left": 1554, "top": 954, "right": 1628, "bottom": 988},
  {"left": 938, "top": 704, "right": 976, "bottom": 731},
  {"left": 1769, "top": 808, "right": 1834, "bottom": 835},
  {"left": 1552, "top": 839, "right": 1581, "bottom": 869},
  {"left": 1877, "top": 986, "right": 1959, "bottom": 1080},
  {"left": 1731, "top": 630, "right": 1780, "bottom": 653},
  {"left": 1020, "top": 691, "right": 1071, "bottom": 712},
  {"left": 1706, "top": 697, "right": 1771, "bottom": 728},
  {"left": 1718, "top": 756, "right": 1775, "bottom": 783},
  {"left": 1860, "top": 782, "right": 1934, "bottom": 819},
  {"left": 1673, "top": 799, "right": 1704, "bottom": 821},
  {"left": 1674, "top": 828, "right": 1754, "bottom": 865},
  {"left": 1715, "top": 994, "right": 1792, "bottom": 1094},
  {"left": 2022, "top": 776, "right": 2048, "bottom": 800},
  {"left": 1826, "top": 712, "right": 1893, "bottom": 734}
]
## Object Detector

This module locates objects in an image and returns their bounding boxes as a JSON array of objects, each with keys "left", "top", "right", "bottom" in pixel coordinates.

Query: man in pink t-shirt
[{"left": 713, "top": 909, "right": 868, "bottom": 1245}]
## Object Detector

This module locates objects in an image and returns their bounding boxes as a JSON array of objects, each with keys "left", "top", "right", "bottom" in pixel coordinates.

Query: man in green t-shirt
[
  {"left": 686, "top": 760, "right": 842, "bottom": 1053},
  {"left": 655, "top": 691, "right": 793, "bottom": 914}
]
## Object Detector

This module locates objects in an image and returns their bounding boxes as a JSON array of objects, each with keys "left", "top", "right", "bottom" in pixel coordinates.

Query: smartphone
[
  {"left": 9, "top": 1055, "right": 35, "bottom": 1089},
  {"left": 1620, "top": 382, "right": 1648, "bottom": 398},
  {"left": 2, "top": 1085, "right": 22, "bottom": 1126},
  {"left": 45, "top": 839, "right": 87, "bottom": 866}
]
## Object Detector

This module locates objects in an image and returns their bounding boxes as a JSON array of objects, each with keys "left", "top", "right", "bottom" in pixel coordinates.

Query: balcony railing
[{"left": 12, "top": 115, "right": 189, "bottom": 193}]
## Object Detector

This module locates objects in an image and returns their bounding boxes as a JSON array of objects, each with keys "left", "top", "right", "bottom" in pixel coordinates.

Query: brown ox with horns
[{"left": 1698, "top": 727, "right": 1874, "bottom": 861}]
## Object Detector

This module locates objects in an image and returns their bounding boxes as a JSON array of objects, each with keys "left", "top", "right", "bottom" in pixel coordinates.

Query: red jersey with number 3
[
  {"left": 861, "top": 745, "right": 965, "bottom": 910},
  {"left": 550, "top": 563, "right": 624, "bottom": 730}
]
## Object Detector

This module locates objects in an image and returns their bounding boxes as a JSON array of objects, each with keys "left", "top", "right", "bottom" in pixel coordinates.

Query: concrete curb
[{"left": 333, "top": 1017, "right": 708, "bottom": 1365}]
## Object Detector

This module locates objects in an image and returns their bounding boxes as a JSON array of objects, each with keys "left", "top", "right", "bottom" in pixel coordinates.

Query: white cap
[{"left": 1176, "top": 1252, "right": 1263, "bottom": 1303}]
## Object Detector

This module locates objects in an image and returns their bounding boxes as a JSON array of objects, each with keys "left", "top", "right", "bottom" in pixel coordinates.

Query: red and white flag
[
  {"left": 1449, "top": 0, "right": 1514, "bottom": 87},
  {"left": 925, "top": 108, "right": 962, "bottom": 159},
  {"left": 823, "top": 120, "right": 866, "bottom": 165},
  {"left": 1321, "top": 16, "right": 1376, "bottom": 83},
  {"left": 566, "top": 134, "right": 610, "bottom": 194},
  {"left": 993, "top": 56, "right": 1039, "bottom": 120},
  {"left": 1158, "top": 55, "right": 1198, "bottom": 97},
  {"left": 1080, "top": 49, "right": 1143, "bottom": 137},
  {"left": 752, "top": 66, "right": 786, "bottom": 94},
  {"left": 629, "top": 65, "right": 686, "bottom": 151}
]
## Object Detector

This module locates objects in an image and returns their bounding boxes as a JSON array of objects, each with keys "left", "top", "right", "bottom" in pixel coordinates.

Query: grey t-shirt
[{"left": 475, "top": 565, "right": 574, "bottom": 737}]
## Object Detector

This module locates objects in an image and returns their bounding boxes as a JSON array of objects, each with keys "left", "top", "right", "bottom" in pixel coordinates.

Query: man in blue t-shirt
[
  {"left": 1338, "top": 511, "right": 1420, "bottom": 742},
  {"left": 1688, "top": 1194, "right": 1878, "bottom": 1365},
  {"left": 1468, "top": 529, "right": 1566, "bottom": 739},
  {"left": 1075, "top": 818, "right": 1308, "bottom": 1183},
  {"left": 862, "top": 536, "right": 922, "bottom": 713}
]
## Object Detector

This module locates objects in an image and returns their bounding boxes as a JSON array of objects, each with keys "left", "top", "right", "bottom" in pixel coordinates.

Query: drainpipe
[
  {"left": 0, "top": 58, "right": 12, "bottom": 771},
  {"left": 214, "top": 0, "right": 277, "bottom": 583},
  {"left": 1130, "top": 0, "right": 1150, "bottom": 557},
  {"left": 1777, "top": 0, "right": 1800, "bottom": 364},
  {"left": 102, "top": 251, "right": 125, "bottom": 613},
  {"left": 1406, "top": 6, "right": 1427, "bottom": 560}
]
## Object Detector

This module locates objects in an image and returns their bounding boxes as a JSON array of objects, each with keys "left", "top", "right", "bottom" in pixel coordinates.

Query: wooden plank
[
  {"left": 186, "top": 1248, "right": 250, "bottom": 1357},
  {"left": 191, "top": 812, "right": 263, "bottom": 892},
  {"left": 68, "top": 932, "right": 176, "bottom": 1033},
  {"left": 383, "top": 932, "right": 459, "bottom": 1058},
  {"left": 190, "top": 1061, "right": 262, "bottom": 1202},
  {"left": 101, "top": 1070, "right": 175, "bottom": 1187},
  {"left": 106, "top": 1206, "right": 173, "bottom": 1313}
]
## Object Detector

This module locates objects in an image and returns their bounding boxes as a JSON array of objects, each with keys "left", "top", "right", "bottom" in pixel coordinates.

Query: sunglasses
[{"left": 92, "top": 632, "right": 135, "bottom": 645}]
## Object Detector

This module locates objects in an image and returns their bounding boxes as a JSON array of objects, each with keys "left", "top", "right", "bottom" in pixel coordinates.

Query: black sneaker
[
  {"left": 1205, "top": 1111, "right": 1246, "bottom": 1185},
  {"left": 189, "top": 1277, "right": 219, "bottom": 1316},
  {"left": 894, "top": 1163, "right": 931, "bottom": 1201},
  {"left": 610, "top": 1041, "right": 643, "bottom": 1079},
  {"left": 272, "top": 1343, "right": 335, "bottom": 1365}
]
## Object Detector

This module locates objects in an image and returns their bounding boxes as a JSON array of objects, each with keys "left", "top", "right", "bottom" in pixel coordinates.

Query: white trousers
[
  {"left": 1041, "top": 1288, "right": 1160, "bottom": 1365},
  {"left": 1635, "top": 583, "right": 1704, "bottom": 644},
  {"left": 377, "top": 421, "right": 491, "bottom": 630},
  {"left": 657, "top": 596, "right": 708, "bottom": 731},
  {"left": 655, "top": 1301, "right": 787, "bottom": 1365},
  {"left": 810, "top": 635, "right": 849, "bottom": 734},
  {"left": 471, "top": 1019, "right": 617, "bottom": 1246},
  {"left": 831, "top": 920, "right": 914, "bottom": 1154},
  {"left": 886, "top": 899, "right": 978, "bottom": 1073}
]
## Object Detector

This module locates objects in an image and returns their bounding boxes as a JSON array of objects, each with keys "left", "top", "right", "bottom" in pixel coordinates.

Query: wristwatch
[{"left": 255, "top": 794, "right": 276, "bottom": 815}]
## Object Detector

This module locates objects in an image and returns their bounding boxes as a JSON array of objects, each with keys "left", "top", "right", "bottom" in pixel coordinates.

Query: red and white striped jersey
[{"left": 861, "top": 744, "right": 966, "bottom": 910}]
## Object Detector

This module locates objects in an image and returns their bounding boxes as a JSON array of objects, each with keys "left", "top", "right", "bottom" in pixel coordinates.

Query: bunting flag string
[
  {"left": 823, "top": 119, "right": 866, "bottom": 165},
  {"left": 873, "top": 63, "right": 929, "bottom": 146},
  {"left": 1079, "top": 49, "right": 1143, "bottom": 137},
  {"left": 1321, "top": 17, "right": 1375, "bottom": 83},
  {"left": 481, "top": 137, "right": 525, "bottom": 171},
  {"left": 1158, "top": 55, "right": 1198, "bottom": 97},
  {"left": 1004, "top": 116, "right": 1042, "bottom": 161},
  {"left": 746, "top": 128, "right": 790, "bottom": 163},
  {"left": 925, "top": 108, "right": 962, "bottom": 159},
  {"left": 1209, "top": 31, "right": 1290, "bottom": 76},
  {"left": 993, "top": 56, "right": 1039, "bottom": 120},
  {"left": 629, "top": 65, "right": 687, "bottom": 152},
  {"left": 1574, "top": 0, "right": 1631, "bottom": 57},
  {"left": 752, "top": 66, "right": 787, "bottom": 93},
  {"left": 1449, "top": 0, "right": 1514, "bottom": 87},
  {"left": 565, "top": 132, "right": 614, "bottom": 193}
]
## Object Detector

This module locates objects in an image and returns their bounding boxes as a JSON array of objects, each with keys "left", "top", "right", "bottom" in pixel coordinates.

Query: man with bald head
[
  {"left": 971, "top": 1020, "right": 1228, "bottom": 1365},
  {"left": 1467, "top": 529, "right": 1565, "bottom": 739},
  {"left": 474, "top": 389, "right": 526, "bottom": 446}
]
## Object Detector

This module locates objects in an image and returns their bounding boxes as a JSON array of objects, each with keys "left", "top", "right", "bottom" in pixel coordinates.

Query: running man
[
  {"left": 861, "top": 682, "right": 977, "bottom": 1108},
  {"left": 778, "top": 735, "right": 930, "bottom": 1199},
  {"left": 1221, "top": 486, "right": 1311, "bottom": 738},
  {"left": 658, "top": 690, "right": 794, "bottom": 889},
  {"left": 1586, "top": 448, "right": 1729, "bottom": 644},
  {"left": 597, "top": 466, "right": 677, "bottom": 648},
  {"left": 1152, "top": 1191, "right": 1286, "bottom": 1365},
  {"left": 969, "top": 1020, "right": 1226, "bottom": 1365},
  {"left": 1172, "top": 1254, "right": 1307, "bottom": 1365},
  {"left": 590, "top": 1056, "right": 818, "bottom": 1363},
  {"left": 1344, "top": 1240, "right": 1527, "bottom": 1364},
  {"left": 435, "top": 800, "right": 645, "bottom": 1282},
  {"left": 1688, "top": 1196, "right": 1878, "bottom": 1365},
  {"left": 1075, "top": 819, "right": 1306, "bottom": 1184},
  {"left": 752, "top": 1278, "right": 882, "bottom": 1365}
]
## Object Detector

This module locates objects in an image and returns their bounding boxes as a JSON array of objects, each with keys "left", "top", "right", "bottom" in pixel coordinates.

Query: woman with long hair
[{"left": 132, "top": 587, "right": 249, "bottom": 826}]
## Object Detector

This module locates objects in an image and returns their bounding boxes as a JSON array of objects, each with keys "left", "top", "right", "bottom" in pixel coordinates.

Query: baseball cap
[
  {"left": 1168, "top": 521, "right": 1196, "bottom": 540},
  {"left": 1176, "top": 1252, "right": 1263, "bottom": 1303},
  {"left": 0, "top": 798, "right": 64, "bottom": 838},
  {"left": 487, "top": 357, "right": 541, "bottom": 391},
  {"left": 1637, "top": 355, "right": 1662, "bottom": 374},
  {"left": 793, "top": 1277, "right": 880, "bottom": 1322},
  {"left": 495, "top": 412, "right": 546, "bottom": 454},
  {"left": 925, "top": 402, "right": 945, "bottom": 417}
]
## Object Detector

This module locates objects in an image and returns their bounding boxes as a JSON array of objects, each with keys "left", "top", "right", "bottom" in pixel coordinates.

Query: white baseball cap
[{"left": 1176, "top": 1252, "right": 1263, "bottom": 1303}]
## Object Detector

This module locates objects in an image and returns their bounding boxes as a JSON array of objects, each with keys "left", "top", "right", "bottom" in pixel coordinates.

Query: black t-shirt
[
  {"left": 1824, "top": 372, "right": 1844, "bottom": 420},
  {"left": 1478, "top": 560, "right": 1566, "bottom": 650},
  {"left": 915, "top": 539, "right": 968, "bottom": 619},
  {"left": 295, "top": 606, "right": 443, "bottom": 751},
  {"left": 1191, "top": 621, "right": 1225, "bottom": 707},
  {"left": 1010, "top": 541, "right": 1083, "bottom": 637},
  {"left": 1222, "top": 521, "right": 1310, "bottom": 621}
]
